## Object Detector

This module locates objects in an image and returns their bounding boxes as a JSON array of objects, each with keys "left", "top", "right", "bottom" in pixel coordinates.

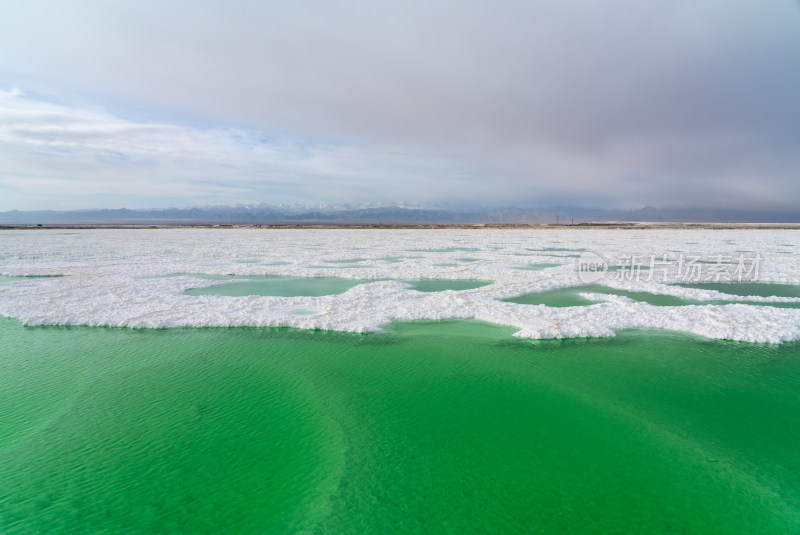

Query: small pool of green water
[
  {"left": 503, "top": 284, "right": 702, "bottom": 307},
  {"left": 514, "top": 263, "right": 562, "bottom": 271},
  {"left": 674, "top": 282, "right": 800, "bottom": 298},
  {"left": 404, "top": 279, "right": 493, "bottom": 292},
  {"left": 181, "top": 277, "right": 494, "bottom": 297},
  {"left": 184, "top": 277, "right": 373, "bottom": 297},
  {"left": 504, "top": 283, "right": 800, "bottom": 309}
]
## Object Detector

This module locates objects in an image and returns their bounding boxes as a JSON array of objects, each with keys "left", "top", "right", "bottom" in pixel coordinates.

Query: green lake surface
[{"left": 1, "top": 317, "right": 799, "bottom": 533}]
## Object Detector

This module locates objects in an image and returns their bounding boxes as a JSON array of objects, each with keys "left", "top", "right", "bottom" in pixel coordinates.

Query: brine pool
[
  {"left": 2, "top": 318, "right": 800, "bottom": 534},
  {"left": 1, "top": 228, "right": 799, "bottom": 533}
]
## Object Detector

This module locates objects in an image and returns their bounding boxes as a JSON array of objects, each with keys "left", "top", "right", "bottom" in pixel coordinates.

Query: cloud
[
  {"left": 0, "top": 1, "right": 799, "bottom": 210},
  {"left": 0, "top": 90, "right": 478, "bottom": 210}
]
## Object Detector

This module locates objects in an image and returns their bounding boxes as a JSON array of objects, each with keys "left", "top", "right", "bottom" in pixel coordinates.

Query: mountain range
[{"left": 1, "top": 204, "right": 799, "bottom": 225}]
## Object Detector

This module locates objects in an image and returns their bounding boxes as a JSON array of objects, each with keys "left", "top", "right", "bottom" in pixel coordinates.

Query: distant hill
[{"left": 1, "top": 204, "right": 799, "bottom": 225}]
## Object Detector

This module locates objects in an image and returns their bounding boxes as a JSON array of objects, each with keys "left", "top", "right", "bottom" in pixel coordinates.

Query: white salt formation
[{"left": 0, "top": 228, "right": 799, "bottom": 343}]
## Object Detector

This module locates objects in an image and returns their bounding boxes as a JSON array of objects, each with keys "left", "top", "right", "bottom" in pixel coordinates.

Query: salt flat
[{"left": 1, "top": 228, "right": 799, "bottom": 342}]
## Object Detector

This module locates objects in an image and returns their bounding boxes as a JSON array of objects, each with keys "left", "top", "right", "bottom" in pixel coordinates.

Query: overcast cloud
[{"left": 1, "top": 0, "right": 799, "bottom": 211}]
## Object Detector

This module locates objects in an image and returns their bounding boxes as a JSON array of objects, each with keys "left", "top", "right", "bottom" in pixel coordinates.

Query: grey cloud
[
  {"left": 0, "top": 92, "right": 481, "bottom": 210},
  {"left": 0, "top": 0, "right": 799, "bottom": 209}
]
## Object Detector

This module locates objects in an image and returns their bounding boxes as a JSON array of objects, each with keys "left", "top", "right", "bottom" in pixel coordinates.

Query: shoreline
[{"left": 2, "top": 223, "right": 800, "bottom": 230}]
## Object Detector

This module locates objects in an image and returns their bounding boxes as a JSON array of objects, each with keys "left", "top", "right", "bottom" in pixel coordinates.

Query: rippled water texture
[{"left": 1, "top": 317, "right": 799, "bottom": 534}]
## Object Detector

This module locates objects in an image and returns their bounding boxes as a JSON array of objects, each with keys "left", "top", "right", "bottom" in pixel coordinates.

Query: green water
[
  {"left": 146, "top": 273, "right": 256, "bottom": 280},
  {"left": 410, "top": 247, "right": 481, "bottom": 253},
  {"left": 0, "top": 275, "right": 63, "bottom": 283},
  {"left": 676, "top": 282, "right": 800, "bottom": 298},
  {"left": 184, "top": 277, "right": 374, "bottom": 297},
  {"left": 669, "top": 282, "right": 800, "bottom": 309},
  {"left": 404, "top": 279, "right": 492, "bottom": 292},
  {"left": 502, "top": 284, "right": 800, "bottom": 309},
  {"left": 182, "top": 278, "right": 493, "bottom": 297},
  {"left": 502, "top": 284, "right": 698, "bottom": 307},
  {"left": 514, "top": 263, "right": 561, "bottom": 271},
  {"left": 0, "top": 276, "right": 30, "bottom": 283},
  {"left": 502, "top": 285, "right": 601, "bottom": 307},
  {"left": 541, "top": 253, "right": 582, "bottom": 258},
  {"left": 1, "top": 317, "right": 799, "bottom": 534}
]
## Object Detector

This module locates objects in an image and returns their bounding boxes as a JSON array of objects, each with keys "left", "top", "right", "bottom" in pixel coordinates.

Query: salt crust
[{"left": 0, "top": 229, "right": 798, "bottom": 343}]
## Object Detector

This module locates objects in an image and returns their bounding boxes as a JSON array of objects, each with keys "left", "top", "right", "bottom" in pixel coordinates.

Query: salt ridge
[{"left": 0, "top": 229, "right": 798, "bottom": 343}]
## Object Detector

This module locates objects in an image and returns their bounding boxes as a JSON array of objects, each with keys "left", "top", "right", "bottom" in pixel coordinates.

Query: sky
[{"left": 1, "top": 0, "right": 799, "bottom": 212}]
